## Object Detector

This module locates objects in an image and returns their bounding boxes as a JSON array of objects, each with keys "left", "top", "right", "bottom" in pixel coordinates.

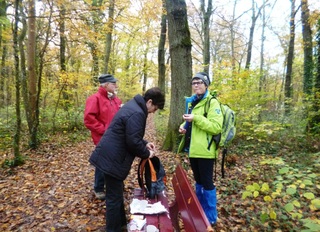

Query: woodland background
[{"left": 0, "top": 0, "right": 320, "bottom": 231}]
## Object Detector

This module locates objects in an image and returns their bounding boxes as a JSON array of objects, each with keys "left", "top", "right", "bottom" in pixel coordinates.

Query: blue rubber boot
[
  {"left": 195, "top": 183, "right": 204, "bottom": 205},
  {"left": 203, "top": 188, "right": 218, "bottom": 225}
]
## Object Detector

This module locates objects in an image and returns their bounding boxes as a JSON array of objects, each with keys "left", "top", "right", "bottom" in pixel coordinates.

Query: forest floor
[{"left": 0, "top": 115, "right": 318, "bottom": 232}]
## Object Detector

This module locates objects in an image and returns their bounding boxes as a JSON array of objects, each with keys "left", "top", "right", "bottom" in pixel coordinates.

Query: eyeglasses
[{"left": 191, "top": 81, "right": 204, "bottom": 86}]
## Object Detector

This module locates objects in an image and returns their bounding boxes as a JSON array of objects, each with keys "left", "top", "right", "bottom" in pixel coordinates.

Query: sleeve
[
  {"left": 84, "top": 96, "right": 105, "bottom": 135},
  {"left": 193, "top": 99, "right": 223, "bottom": 135},
  {"left": 125, "top": 112, "right": 150, "bottom": 159}
]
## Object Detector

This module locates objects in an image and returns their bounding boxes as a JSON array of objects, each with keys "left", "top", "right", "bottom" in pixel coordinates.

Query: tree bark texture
[
  {"left": 26, "top": 0, "right": 39, "bottom": 148},
  {"left": 301, "top": 0, "right": 313, "bottom": 96},
  {"left": 245, "top": 0, "right": 263, "bottom": 70},
  {"left": 284, "top": 0, "right": 296, "bottom": 116},
  {"left": 0, "top": 0, "right": 7, "bottom": 107},
  {"left": 104, "top": 0, "right": 115, "bottom": 74},
  {"left": 200, "top": 0, "right": 212, "bottom": 74},
  {"left": 142, "top": 44, "right": 149, "bottom": 93},
  {"left": 59, "top": 5, "right": 66, "bottom": 72},
  {"left": 13, "top": 0, "right": 21, "bottom": 158},
  {"left": 19, "top": 4, "right": 28, "bottom": 126},
  {"left": 258, "top": 0, "right": 266, "bottom": 123},
  {"left": 158, "top": 0, "right": 167, "bottom": 94},
  {"left": 309, "top": 19, "right": 320, "bottom": 133},
  {"left": 163, "top": 0, "right": 192, "bottom": 151}
]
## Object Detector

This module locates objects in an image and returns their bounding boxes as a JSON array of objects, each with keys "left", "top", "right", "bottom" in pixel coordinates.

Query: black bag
[{"left": 137, "top": 156, "right": 166, "bottom": 199}]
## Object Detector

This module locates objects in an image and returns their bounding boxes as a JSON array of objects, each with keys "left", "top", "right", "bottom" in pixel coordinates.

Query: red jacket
[{"left": 84, "top": 86, "right": 122, "bottom": 145}]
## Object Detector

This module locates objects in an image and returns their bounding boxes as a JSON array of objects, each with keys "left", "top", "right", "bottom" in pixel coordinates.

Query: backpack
[
  {"left": 204, "top": 94, "right": 236, "bottom": 178},
  {"left": 138, "top": 156, "right": 166, "bottom": 199}
]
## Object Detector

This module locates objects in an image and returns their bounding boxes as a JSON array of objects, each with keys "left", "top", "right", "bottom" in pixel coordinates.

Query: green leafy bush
[{"left": 242, "top": 156, "right": 320, "bottom": 230}]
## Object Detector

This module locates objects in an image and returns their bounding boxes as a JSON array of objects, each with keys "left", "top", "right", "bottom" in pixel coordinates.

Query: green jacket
[{"left": 178, "top": 93, "right": 223, "bottom": 159}]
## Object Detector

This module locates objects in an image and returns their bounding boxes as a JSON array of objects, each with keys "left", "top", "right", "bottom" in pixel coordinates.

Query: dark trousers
[
  {"left": 104, "top": 174, "right": 127, "bottom": 232},
  {"left": 189, "top": 158, "right": 215, "bottom": 190},
  {"left": 94, "top": 167, "right": 105, "bottom": 192}
]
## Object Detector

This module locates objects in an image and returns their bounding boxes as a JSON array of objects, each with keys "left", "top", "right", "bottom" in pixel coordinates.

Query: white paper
[
  {"left": 128, "top": 218, "right": 146, "bottom": 231},
  {"left": 130, "top": 198, "right": 168, "bottom": 214},
  {"left": 146, "top": 225, "right": 159, "bottom": 232},
  {"left": 135, "top": 218, "right": 146, "bottom": 230}
]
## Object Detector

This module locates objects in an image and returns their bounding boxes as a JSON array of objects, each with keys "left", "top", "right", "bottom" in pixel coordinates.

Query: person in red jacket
[{"left": 84, "top": 74, "right": 122, "bottom": 200}]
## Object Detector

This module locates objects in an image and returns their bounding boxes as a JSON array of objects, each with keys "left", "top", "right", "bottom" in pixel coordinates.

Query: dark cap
[
  {"left": 98, "top": 74, "right": 118, "bottom": 84},
  {"left": 192, "top": 72, "right": 211, "bottom": 86}
]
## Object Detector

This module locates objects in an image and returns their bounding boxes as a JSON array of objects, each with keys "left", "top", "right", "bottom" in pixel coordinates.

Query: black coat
[{"left": 89, "top": 94, "right": 150, "bottom": 181}]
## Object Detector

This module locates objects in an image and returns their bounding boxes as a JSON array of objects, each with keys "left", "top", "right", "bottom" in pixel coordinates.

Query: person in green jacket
[{"left": 178, "top": 72, "right": 223, "bottom": 225}]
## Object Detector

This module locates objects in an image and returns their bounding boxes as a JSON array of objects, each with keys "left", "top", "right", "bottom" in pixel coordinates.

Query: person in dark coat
[{"left": 89, "top": 87, "right": 165, "bottom": 232}]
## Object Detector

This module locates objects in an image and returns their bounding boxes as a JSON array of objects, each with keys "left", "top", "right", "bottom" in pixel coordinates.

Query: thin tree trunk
[
  {"left": 257, "top": 0, "right": 267, "bottom": 123},
  {"left": 230, "top": 0, "right": 238, "bottom": 81},
  {"left": 37, "top": 1, "right": 52, "bottom": 131},
  {"left": 58, "top": 3, "right": 70, "bottom": 112},
  {"left": 245, "top": 0, "right": 263, "bottom": 70},
  {"left": 87, "top": 0, "right": 104, "bottom": 81},
  {"left": 13, "top": 0, "right": 22, "bottom": 163},
  {"left": 158, "top": 0, "right": 167, "bottom": 94},
  {"left": 284, "top": 0, "right": 296, "bottom": 116},
  {"left": 89, "top": 43, "right": 99, "bottom": 81},
  {"left": 104, "top": 0, "right": 115, "bottom": 74},
  {"left": 0, "top": 44, "right": 7, "bottom": 107},
  {"left": 19, "top": 4, "right": 28, "bottom": 126},
  {"left": 0, "top": 0, "right": 7, "bottom": 108},
  {"left": 309, "top": 19, "right": 320, "bottom": 134},
  {"left": 142, "top": 44, "right": 149, "bottom": 93},
  {"left": 200, "top": 0, "right": 212, "bottom": 74},
  {"left": 60, "top": 5, "right": 66, "bottom": 72},
  {"left": 301, "top": 0, "right": 313, "bottom": 96},
  {"left": 163, "top": 0, "right": 192, "bottom": 151},
  {"left": 259, "top": 0, "right": 266, "bottom": 94}
]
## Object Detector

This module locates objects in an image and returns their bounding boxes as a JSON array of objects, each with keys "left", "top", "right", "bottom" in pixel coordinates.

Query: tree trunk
[
  {"left": 163, "top": 0, "right": 192, "bottom": 152},
  {"left": 58, "top": 4, "right": 70, "bottom": 112},
  {"left": 59, "top": 5, "right": 66, "bottom": 72},
  {"left": 158, "top": 0, "right": 167, "bottom": 94},
  {"left": 0, "top": 0, "right": 7, "bottom": 108},
  {"left": 142, "top": 44, "right": 149, "bottom": 93},
  {"left": 0, "top": 43, "right": 7, "bottom": 108},
  {"left": 301, "top": 0, "right": 313, "bottom": 96},
  {"left": 37, "top": 1, "right": 52, "bottom": 130},
  {"left": 19, "top": 3, "right": 28, "bottom": 127},
  {"left": 89, "top": 43, "right": 99, "bottom": 81},
  {"left": 284, "top": 0, "right": 296, "bottom": 116},
  {"left": 104, "top": 0, "right": 115, "bottom": 74},
  {"left": 230, "top": 1, "right": 237, "bottom": 79},
  {"left": 200, "top": 0, "right": 212, "bottom": 74},
  {"left": 13, "top": 0, "right": 22, "bottom": 163},
  {"left": 27, "top": 0, "right": 38, "bottom": 148},
  {"left": 88, "top": 0, "right": 104, "bottom": 80},
  {"left": 309, "top": 18, "right": 320, "bottom": 134},
  {"left": 245, "top": 0, "right": 263, "bottom": 70},
  {"left": 258, "top": 0, "right": 266, "bottom": 122}
]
